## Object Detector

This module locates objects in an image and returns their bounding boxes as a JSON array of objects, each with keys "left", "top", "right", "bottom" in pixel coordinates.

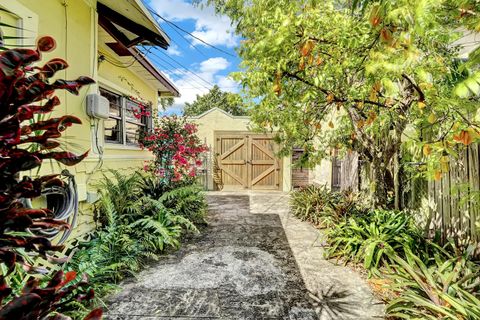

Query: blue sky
[{"left": 143, "top": 0, "right": 241, "bottom": 114}]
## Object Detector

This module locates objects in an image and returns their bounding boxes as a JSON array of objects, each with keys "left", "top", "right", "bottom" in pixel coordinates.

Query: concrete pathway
[{"left": 105, "top": 192, "right": 384, "bottom": 319}]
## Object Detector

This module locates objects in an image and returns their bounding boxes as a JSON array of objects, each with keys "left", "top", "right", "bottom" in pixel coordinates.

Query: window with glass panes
[{"left": 100, "top": 88, "right": 152, "bottom": 146}]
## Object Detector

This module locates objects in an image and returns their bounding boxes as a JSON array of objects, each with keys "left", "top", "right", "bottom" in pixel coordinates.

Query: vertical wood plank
[
  {"left": 428, "top": 179, "right": 436, "bottom": 238},
  {"left": 468, "top": 144, "right": 480, "bottom": 243},
  {"left": 442, "top": 169, "right": 451, "bottom": 241}
]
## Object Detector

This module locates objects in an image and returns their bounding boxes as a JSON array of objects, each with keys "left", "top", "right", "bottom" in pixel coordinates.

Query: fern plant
[
  {"left": 131, "top": 197, "right": 197, "bottom": 252},
  {"left": 95, "top": 170, "right": 143, "bottom": 225},
  {"left": 63, "top": 171, "right": 207, "bottom": 318},
  {"left": 157, "top": 184, "right": 207, "bottom": 225}
]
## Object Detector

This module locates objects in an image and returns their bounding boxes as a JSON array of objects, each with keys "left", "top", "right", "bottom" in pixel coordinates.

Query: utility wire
[
  {"left": 140, "top": 46, "right": 214, "bottom": 90},
  {"left": 131, "top": 0, "right": 208, "bottom": 58},
  {"left": 149, "top": 46, "right": 214, "bottom": 87},
  {"left": 146, "top": 7, "right": 236, "bottom": 58},
  {"left": 142, "top": 49, "right": 211, "bottom": 91}
]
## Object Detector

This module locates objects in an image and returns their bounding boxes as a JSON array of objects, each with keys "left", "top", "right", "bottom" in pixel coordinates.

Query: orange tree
[{"left": 206, "top": 0, "right": 480, "bottom": 207}]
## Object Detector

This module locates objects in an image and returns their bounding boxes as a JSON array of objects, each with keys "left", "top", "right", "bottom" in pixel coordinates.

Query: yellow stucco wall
[
  {"left": 188, "top": 108, "right": 292, "bottom": 192},
  {"left": 7, "top": 0, "right": 159, "bottom": 239}
]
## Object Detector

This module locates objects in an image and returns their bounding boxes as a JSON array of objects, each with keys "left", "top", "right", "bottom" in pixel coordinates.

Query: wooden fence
[{"left": 428, "top": 144, "right": 480, "bottom": 245}]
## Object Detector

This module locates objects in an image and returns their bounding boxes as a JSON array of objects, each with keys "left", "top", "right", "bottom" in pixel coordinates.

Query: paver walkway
[{"left": 105, "top": 193, "right": 384, "bottom": 319}]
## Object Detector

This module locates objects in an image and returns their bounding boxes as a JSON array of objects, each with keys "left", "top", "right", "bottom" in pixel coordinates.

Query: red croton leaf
[
  {"left": 52, "top": 76, "right": 95, "bottom": 95},
  {"left": 0, "top": 293, "right": 42, "bottom": 320},
  {"left": 39, "top": 140, "right": 61, "bottom": 150},
  {"left": 59, "top": 271, "right": 77, "bottom": 288},
  {"left": 30, "top": 219, "right": 70, "bottom": 230},
  {"left": 2, "top": 207, "right": 48, "bottom": 221},
  {"left": 0, "top": 276, "right": 13, "bottom": 305},
  {"left": 15, "top": 79, "right": 56, "bottom": 105},
  {"left": 39, "top": 150, "right": 89, "bottom": 166},
  {"left": 47, "top": 314, "right": 72, "bottom": 320},
  {"left": 83, "top": 308, "right": 103, "bottom": 320},
  {"left": 26, "top": 237, "right": 64, "bottom": 255},
  {"left": 17, "top": 96, "right": 61, "bottom": 121},
  {"left": 0, "top": 235, "right": 28, "bottom": 248},
  {"left": 76, "top": 288, "right": 95, "bottom": 302},
  {"left": 46, "top": 271, "right": 64, "bottom": 289},
  {"left": 25, "top": 115, "right": 82, "bottom": 133},
  {"left": 22, "top": 277, "right": 40, "bottom": 294},
  {"left": 0, "top": 250, "right": 16, "bottom": 275},
  {"left": 41, "top": 58, "right": 69, "bottom": 78},
  {"left": 37, "top": 36, "right": 56, "bottom": 52},
  {"left": 0, "top": 116, "right": 21, "bottom": 145},
  {"left": 0, "top": 48, "right": 40, "bottom": 77},
  {"left": 42, "top": 177, "right": 64, "bottom": 188}
]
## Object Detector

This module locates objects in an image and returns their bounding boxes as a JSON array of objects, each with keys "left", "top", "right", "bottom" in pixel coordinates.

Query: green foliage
[
  {"left": 386, "top": 245, "right": 480, "bottom": 319},
  {"left": 325, "top": 210, "right": 422, "bottom": 276},
  {"left": 183, "top": 85, "right": 249, "bottom": 116},
  {"left": 140, "top": 174, "right": 208, "bottom": 225},
  {"left": 63, "top": 171, "right": 207, "bottom": 318},
  {"left": 290, "top": 185, "right": 366, "bottom": 227},
  {"left": 95, "top": 170, "right": 143, "bottom": 225},
  {"left": 206, "top": 0, "right": 480, "bottom": 207}
]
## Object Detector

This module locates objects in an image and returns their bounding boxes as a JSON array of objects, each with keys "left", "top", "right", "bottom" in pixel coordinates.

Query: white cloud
[
  {"left": 167, "top": 43, "right": 182, "bottom": 56},
  {"left": 149, "top": 0, "right": 239, "bottom": 48},
  {"left": 199, "top": 57, "right": 230, "bottom": 73},
  {"left": 216, "top": 75, "right": 239, "bottom": 93},
  {"left": 159, "top": 57, "right": 239, "bottom": 114}
]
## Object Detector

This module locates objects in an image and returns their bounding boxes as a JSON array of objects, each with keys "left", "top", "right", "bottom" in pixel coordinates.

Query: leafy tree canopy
[
  {"left": 183, "top": 85, "right": 249, "bottom": 116},
  {"left": 205, "top": 0, "right": 480, "bottom": 206}
]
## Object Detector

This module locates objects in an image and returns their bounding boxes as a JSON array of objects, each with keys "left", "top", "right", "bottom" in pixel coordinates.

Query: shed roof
[{"left": 187, "top": 107, "right": 251, "bottom": 120}]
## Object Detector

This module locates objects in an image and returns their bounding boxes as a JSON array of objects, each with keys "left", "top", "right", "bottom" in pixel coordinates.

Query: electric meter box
[{"left": 86, "top": 93, "right": 110, "bottom": 119}]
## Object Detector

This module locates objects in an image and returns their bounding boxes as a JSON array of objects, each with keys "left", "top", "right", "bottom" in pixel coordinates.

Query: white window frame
[
  {"left": 99, "top": 86, "right": 153, "bottom": 148},
  {"left": 0, "top": 2, "right": 38, "bottom": 47}
]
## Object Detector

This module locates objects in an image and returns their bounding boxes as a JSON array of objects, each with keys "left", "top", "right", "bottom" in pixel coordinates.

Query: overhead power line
[
  {"left": 140, "top": 46, "right": 213, "bottom": 91},
  {"left": 151, "top": 47, "right": 214, "bottom": 87},
  {"left": 146, "top": 7, "right": 236, "bottom": 58},
  {"left": 140, "top": 45, "right": 215, "bottom": 90}
]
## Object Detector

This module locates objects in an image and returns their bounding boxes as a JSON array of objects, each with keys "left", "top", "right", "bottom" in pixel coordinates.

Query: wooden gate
[{"left": 215, "top": 132, "right": 281, "bottom": 190}]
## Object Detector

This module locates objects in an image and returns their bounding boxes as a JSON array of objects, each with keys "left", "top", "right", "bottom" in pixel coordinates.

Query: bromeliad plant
[
  {"left": 141, "top": 116, "right": 208, "bottom": 188},
  {"left": 325, "top": 210, "right": 422, "bottom": 276},
  {"left": 386, "top": 245, "right": 480, "bottom": 319},
  {"left": 290, "top": 185, "right": 367, "bottom": 227},
  {"left": 0, "top": 37, "right": 101, "bottom": 319}
]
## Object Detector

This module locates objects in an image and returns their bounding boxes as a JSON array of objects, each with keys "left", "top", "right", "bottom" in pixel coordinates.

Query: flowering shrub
[
  {"left": 141, "top": 116, "right": 208, "bottom": 186},
  {"left": 127, "top": 95, "right": 151, "bottom": 119}
]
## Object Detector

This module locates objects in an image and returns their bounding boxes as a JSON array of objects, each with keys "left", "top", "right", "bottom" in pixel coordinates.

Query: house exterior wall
[
  {"left": 188, "top": 108, "right": 292, "bottom": 192},
  {"left": 8, "top": 0, "right": 161, "bottom": 239},
  {"left": 310, "top": 159, "right": 333, "bottom": 188}
]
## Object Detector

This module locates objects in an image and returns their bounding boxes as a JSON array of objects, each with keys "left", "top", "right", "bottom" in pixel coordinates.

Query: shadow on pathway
[{"left": 105, "top": 193, "right": 384, "bottom": 319}]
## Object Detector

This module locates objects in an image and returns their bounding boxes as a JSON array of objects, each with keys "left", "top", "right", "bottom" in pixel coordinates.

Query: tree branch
[
  {"left": 284, "top": 71, "right": 388, "bottom": 108},
  {"left": 402, "top": 74, "right": 425, "bottom": 101}
]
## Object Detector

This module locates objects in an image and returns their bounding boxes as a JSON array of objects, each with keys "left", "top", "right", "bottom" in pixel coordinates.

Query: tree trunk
[
  {"left": 371, "top": 158, "right": 389, "bottom": 208},
  {"left": 393, "top": 150, "right": 400, "bottom": 210}
]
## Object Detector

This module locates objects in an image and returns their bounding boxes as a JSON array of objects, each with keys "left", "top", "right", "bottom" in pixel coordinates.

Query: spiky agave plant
[{"left": 0, "top": 36, "right": 101, "bottom": 319}]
